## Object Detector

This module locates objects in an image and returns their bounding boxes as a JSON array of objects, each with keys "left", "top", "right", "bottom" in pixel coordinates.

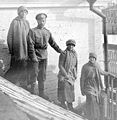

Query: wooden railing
[{"left": 106, "top": 76, "right": 117, "bottom": 120}]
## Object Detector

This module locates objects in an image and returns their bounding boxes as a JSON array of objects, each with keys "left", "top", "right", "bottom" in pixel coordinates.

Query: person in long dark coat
[
  {"left": 57, "top": 39, "right": 78, "bottom": 111},
  {"left": 4, "top": 6, "right": 30, "bottom": 89},
  {"left": 80, "top": 52, "right": 114, "bottom": 120}
]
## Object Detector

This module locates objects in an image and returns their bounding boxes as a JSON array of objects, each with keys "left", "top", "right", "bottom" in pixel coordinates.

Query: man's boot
[
  {"left": 38, "top": 86, "right": 50, "bottom": 100},
  {"left": 30, "top": 82, "right": 38, "bottom": 95},
  {"left": 38, "top": 81, "right": 50, "bottom": 100},
  {"left": 30, "top": 83, "right": 35, "bottom": 94},
  {"left": 67, "top": 102, "right": 74, "bottom": 111},
  {"left": 39, "top": 89, "right": 50, "bottom": 100},
  {"left": 60, "top": 101, "right": 67, "bottom": 109}
]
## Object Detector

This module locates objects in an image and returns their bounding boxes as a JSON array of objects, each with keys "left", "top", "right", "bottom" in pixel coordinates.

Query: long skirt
[
  {"left": 86, "top": 94, "right": 100, "bottom": 120},
  {"left": 58, "top": 80, "right": 74, "bottom": 103}
]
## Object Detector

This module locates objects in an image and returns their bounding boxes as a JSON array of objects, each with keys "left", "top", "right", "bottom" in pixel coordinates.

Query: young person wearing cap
[
  {"left": 80, "top": 52, "right": 115, "bottom": 120},
  {"left": 57, "top": 39, "right": 78, "bottom": 111},
  {"left": 27, "top": 13, "right": 63, "bottom": 99},
  {"left": 4, "top": 6, "right": 30, "bottom": 89}
]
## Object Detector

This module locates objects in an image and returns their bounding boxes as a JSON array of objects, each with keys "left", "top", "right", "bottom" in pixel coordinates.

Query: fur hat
[
  {"left": 66, "top": 39, "right": 76, "bottom": 46},
  {"left": 89, "top": 52, "right": 97, "bottom": 59},
  {"left": 17, "top": 6, "right": 28, "bottom": 15}
]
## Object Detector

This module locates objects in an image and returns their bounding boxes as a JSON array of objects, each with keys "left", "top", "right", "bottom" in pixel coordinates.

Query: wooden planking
[
  {"left": 0, "top": 85, "right": 67, "bottom": 120},
  {"left": 0, "top": 76, "right": 84, "bottom": 120}
]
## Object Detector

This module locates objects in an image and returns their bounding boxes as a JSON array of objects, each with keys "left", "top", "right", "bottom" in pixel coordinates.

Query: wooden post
[
  {"left": 111, "top": 78, "right": 114, "bottom": 120},
  {"left": 107, "top": 76, "right": 110, "bottom": 119}
]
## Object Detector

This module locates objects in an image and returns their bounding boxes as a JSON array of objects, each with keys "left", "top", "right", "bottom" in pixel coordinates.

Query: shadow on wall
[{"left": 0, "top": 40, "right": 10, "bottom": 77}]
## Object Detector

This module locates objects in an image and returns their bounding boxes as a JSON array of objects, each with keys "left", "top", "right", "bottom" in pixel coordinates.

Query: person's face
[
  {"left": 19, "top": 10, "right": 28, "bottom": 19},
  {"left": 89, "top": 56, "right": 96, "bottom": 64},
  {"left": 67, "top": 44, "right": 75, "bottom": 51},
  {"left": 36, "top": 15, "right": 46, "bottom": 28}
]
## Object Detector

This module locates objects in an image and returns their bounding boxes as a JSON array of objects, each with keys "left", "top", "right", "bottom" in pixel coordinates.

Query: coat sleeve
[
  {"left": 96, "top": 62, "right": 109, "bottom": 76},
  {"left": 58, "top": 52, "right": 68, "bottom": 78},
  {"left": 75, "top": 59, "right": 78, "bottom": 79},
  {"left": 26, "top": 20, "right": 30, "bottom": 29},
  {"left": 27, "top": 29, "right": 38, "bottom": 62},
  {"left": 74, "top": 52, "right": 78, "bottom": 79},
  {"left": 7, "top": 21, "right": 14, "bottom": 54},
  {"left": 80, "top": 65, "right": 86, "bottom": 96},
  {"left": 49, "top": 33, "right": 62, "bottom": 53}
]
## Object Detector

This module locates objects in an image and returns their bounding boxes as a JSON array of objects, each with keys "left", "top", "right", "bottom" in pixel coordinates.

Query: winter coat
[
  {"left": 80, "top": 61, "right": 108, "bottom": 97},
  {"left": 58, "top": 48, "right": 78, "bottom": 102},
  {"left": 7, "top": 16, "right": 30, "bottom": 60}
]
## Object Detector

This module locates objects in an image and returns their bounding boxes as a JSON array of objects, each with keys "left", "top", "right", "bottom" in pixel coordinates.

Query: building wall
[{"left": 0, "top": 6, "right": 104, "bottom": 106}]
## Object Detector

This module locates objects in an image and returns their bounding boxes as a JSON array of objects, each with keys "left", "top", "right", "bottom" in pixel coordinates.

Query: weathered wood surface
[
  {"left": 0, "top": 91, "right": 30, "bottom": 120},
  {"left": 0, "top": 76, "right": 84, "bottom": 120}
]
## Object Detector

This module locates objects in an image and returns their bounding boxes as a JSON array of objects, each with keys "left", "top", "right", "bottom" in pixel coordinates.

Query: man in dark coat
[
  {"left": 27, "top": 13, "right": 63, "bottom": 99},
  {"left": 80, "top": 52, "right": 114, "bottom": 120},
  {"left": 57, "top": 39, "right": 78, "bottom": 111},
  {"left": 4, "top": 6, "right": 30, "bottom": 89}
]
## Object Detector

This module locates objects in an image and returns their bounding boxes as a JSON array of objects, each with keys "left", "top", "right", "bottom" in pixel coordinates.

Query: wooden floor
[{"left": 0, "top": 76, "right": 85, "bottom": 120}]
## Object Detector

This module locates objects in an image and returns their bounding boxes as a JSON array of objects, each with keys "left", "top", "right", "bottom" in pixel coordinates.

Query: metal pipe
[
  {"left": 89, "top": 4, "right": 108, "bottom": 72},
  {"left": 111, "top": 78, "right": 114, "bottom": 120},
  {"left": 88, "top": 2, "right": 109, "bottom": 119},
  {"left": 116, "top": 88, "right": 117, "bottom": 119},
  {"left": 88, "top": 4, "right": 109, "bottom": 90},
  {"left": 107, "top": 77, "right": 111, "bottom": 119}
]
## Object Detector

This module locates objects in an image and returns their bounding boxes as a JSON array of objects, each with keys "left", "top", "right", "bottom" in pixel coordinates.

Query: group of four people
[{"left": 4, "top": 5, "right": 115, "bottom": 120}]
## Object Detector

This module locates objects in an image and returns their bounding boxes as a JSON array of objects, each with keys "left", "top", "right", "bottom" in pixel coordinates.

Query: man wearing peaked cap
[
  {"left": 35, "top": 13, "right": 47, "bottom": 20},
  {"left": 4, "top": 6, "right": 30, "bottom": 90},
  {"left": 27, "top": 13, "right": 64, "bottom": 99},
  {"left": 80, "top": 52, "right": 116, "bottom": 120}
]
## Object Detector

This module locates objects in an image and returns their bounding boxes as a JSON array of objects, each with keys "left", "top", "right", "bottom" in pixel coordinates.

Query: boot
[
  {"left": 60, "top": 101, "right": 67, "bottom": 109},
  {"left": 30, "top": 83, "right": 35, "bottom": 94},
  {"left": 38, "top": 81, "right": 50, "bottom": 101},
  {"left": 67, "top": 102, "right": 74, "bottom": 111},
  {"left": 30, "top": 82, "right": 38, "bottom": 95},
  {"left": 39, "top": 90, "right": 50, "bottom": 100},
  {"left": 42, "top": 94, "right": 50, "bottom": 100}
]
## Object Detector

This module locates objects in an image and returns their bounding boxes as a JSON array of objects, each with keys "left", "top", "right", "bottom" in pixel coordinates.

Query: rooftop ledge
[{"left": 0, "top": 2, "right": 108, "bottom": 9}]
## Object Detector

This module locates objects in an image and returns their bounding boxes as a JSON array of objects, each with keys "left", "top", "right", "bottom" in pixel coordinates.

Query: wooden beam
[{"left": 0, "top": 77, "right": 84, "bottom": 120}]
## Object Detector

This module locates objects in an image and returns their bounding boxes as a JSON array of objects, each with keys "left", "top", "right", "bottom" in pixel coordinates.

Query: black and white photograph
[{"left": 0, "top": 0, "right": 117, "bottom": 120}]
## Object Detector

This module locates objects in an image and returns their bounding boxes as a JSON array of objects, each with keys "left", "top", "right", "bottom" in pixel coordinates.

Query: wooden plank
[
  {"left": 0, "top": 79, "right": 83, "bottom": 120},
  {"left": 0, "top": 85, "right": 67, "bottom": 120},
  {"left": 0, "top": 76, "right": 84, "bottom": 120},
  {"left": 15, "top": 100, "right": 62, "bottom": 120},
  {"left": 0, "top": 81, "right": 78, "bottom": 119}
]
